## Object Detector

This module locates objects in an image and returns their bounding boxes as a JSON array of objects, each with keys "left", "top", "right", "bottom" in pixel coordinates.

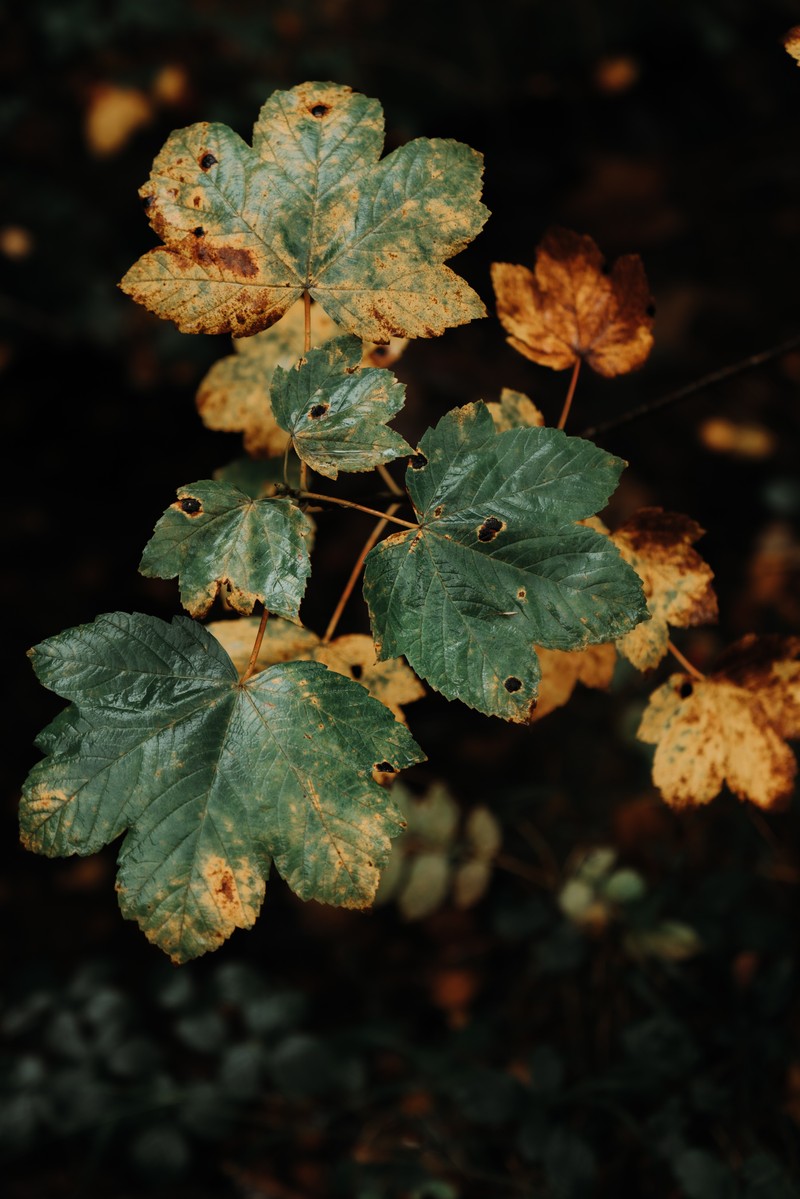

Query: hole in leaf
[
  {"left": 308, "top": 403, "right": 329, "bottom": 419},
  {"left": 179, "top": 497, "right": 202, "bottom": 516},
  {"left": 193, "top": 227, "right": 205, "bottom": 238},
  {"left": 504, "top": 676, "right": 522, "bottom": 693},
  {"left": 351, "top": 664, "right": 363, "bottom": 680},
  {"left": 199, "top": 153, "right": 218, "bottom": 170},
  {"left": 310, "top": 103, "right": 330, "bottom": 117},
  {"left": 409, "top": 453, "right": 428, "bottom": 470},
  {"left": 478, "top": 516, "right": 504, "bottom": 542},
  {"left": 374, "top": 761, "right": 395, "bottom": 773},
  {"left": 679, "top": 681, "right": 694, "bottom": 699},
  {"left": 370, "top": 345, "right": 389, "bottom": 360}
]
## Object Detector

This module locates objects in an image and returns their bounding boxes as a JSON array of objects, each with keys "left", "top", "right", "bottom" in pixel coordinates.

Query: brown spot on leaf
[
  {"left": 310, "top": 103, "right": 331, "bottom": 117},
  {"left": 177, "top": 496, "right": 202, "bottom": 516},
  {"left": 409, "top": 452, "right": 428, "bottom": 470},
  {"left": 433, "top": 506, "right": 444, "bottom": 518},
  {"left": 477, "top": 516, "right": 504, "bottom": 542},
  {"left": 215, "top": 245, "right": 258, "bottom": 277},
  {"left": 374, "top": 761, "right": 395, "bottom": 773},
  {"left": 309, "top": 403, "right": 329, "bottom": 419},
  {"left": 517, "top": 588, "right": 527, "bottom": 600},
  {"left": 199, "top": 152, "right": 218, "bottom": 170},
  {"left": 504, "top": 676, "right": 522, "bottom": 692}
]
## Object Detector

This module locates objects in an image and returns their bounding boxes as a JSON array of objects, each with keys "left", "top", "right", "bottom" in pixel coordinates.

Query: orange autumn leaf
[
  {"left": 530, "top": 643, "right": 617, "bottom": 721},
  {"left": 784, "top": 26, "right": 800, "bottom": 65},
  {"left": 491, "top": 226, "right": 654, "bottom": 377},
  {"left": 612, "top": 508, "right": 718, "bottom": 670},
  {"left": 638, "top": 635, "right": 800, "bottom": 810}
]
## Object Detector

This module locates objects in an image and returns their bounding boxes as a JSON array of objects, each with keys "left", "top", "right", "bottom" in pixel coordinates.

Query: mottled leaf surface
[
  {"left": 492, "top": 227, "right": 654, "bottom": 377},
  {"left": 20, "top": 613, "right": 424, "bottom": 962},
  {"left": 271, "top": 335, "right": 412, "bottom": 478},
  {"left": 363, "top": 402, "right": 647, "bottom": 721},
  {"left": 638, "top": 635, "right": 800, "bottom": 809},
  {"left": 196, "top": 298, "right": 407, "bottom": 456},
  {"left": 139, "top": 480, "right": 313, "bottom": 619},
  {"left": 613, "top": 508, "right": 718, "bottom": 670},
  {"left": 486, "top": 387, "right": 545, "bottom": 431},
  {"left": 120, "top": 82, "right": 488, "bottom": 340}
]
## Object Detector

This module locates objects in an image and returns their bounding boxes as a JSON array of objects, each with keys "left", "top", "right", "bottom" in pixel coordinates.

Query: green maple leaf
[
  {"left": 139, "top": 480, "right": 313, "bottom": 619},
  {"left": 119, "top": 81, "right": 488, "bottom": 341},
  {"left": 21, "top": 613, "right": 424, "bottom": 963},
  {"left": 363, "top": 402, "right": 647, "bottom": 721},
  {"left": 270, "top": 335, "right": 412, "bottom": 478}
]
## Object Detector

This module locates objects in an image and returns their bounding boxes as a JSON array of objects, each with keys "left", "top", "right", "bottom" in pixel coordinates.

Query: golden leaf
[
  {"left": 530, "top": 644, "right": 616, "bottom": 721},
  {"left": 486, "top": 387, "right": 545, "bottom": 431},
  {"left": 612, "top": 508, "right": 718, "bottom": 670},
  {"left": 491, "top": 226, "right": 654, "bottom": 377}
]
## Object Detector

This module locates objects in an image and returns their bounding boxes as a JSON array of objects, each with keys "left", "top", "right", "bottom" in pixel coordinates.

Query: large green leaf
[
  {"left": 120, "top": 81, "right": 488, "bottom": 341},
  {"left": 21, "top": 613, "right": 424, "bottom": 963},
  {"left": 271, "top": 335, "right": 412, "bottom": 478},
  {"left": 363, "top": 402, "right": 647, "bottom": 721},
  {"left": 139, "top": 480, "right": 313, "bottom": 619}
]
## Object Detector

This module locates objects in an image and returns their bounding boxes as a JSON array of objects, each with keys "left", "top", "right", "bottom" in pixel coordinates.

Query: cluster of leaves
[{"left": 20, "top": 79, "right": 800, "bottom": 967}]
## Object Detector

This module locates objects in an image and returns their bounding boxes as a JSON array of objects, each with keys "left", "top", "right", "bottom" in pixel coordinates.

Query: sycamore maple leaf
[
  {"left": 120, "top": 82, "right": 488, "bottom": 341},
  {"left": 612, "top": 508, "right": 718, "bottom": 670},
  {"left": 491, "top": 226, "right": 654, "bottom": 377},
  {"left": 486, "top": 387, "right": 545, "bottom": 431},
  {"left": 638, "top": 635, "right": 800, "bottom": 809},
  {"left": 196, "top": 298, "right": 407, "bottom": 457},
  {"left": 529, "top": 643, "right": 617, "bottom": 722}
]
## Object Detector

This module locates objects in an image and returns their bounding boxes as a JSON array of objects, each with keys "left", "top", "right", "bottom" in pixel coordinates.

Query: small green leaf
[
  {"left": 21, "top": 613, "right": 424, "bottom": 963},
  {"left": 271, "top": 335, "right": 412, "bottom": 479},
  {"left": 139, "top": 480, "right": 312, "bottom": 619},
  {"left": 120, "top": 82, "right": 488, "bottom": 341},
  {"left": 364, "top": 402, "right": 647, "bottom": 721}
]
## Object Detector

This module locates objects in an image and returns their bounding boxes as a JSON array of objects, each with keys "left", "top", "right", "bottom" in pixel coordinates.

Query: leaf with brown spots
[
  {"left": 611, "top": 508, "right": 718, "bottom": 670},
  {"left": 196, "top": 298, "right": 408, "bottom": 457},
  {"left": 363, "top": 401, "right": 647, "bottom": 721},
  {"left": 529, "top": 643, "right": 617, "bottom": 721},
  {"left": 139, "top": 480, "right": 313, "bottom": 619},
  {"left": 208, "top": 617, "right": 423, "bottom": 724},
  {"left": 491, "top": 227, "right": 654, "bottom": 377},
  {"left": 270, "top": 335, "right": 412, "bottom": 479},
  {"left": 638, "top": 635, "right": 800, "bottom": 809},
  {"left": 120, "top": 82, "right": 488, "bottom": 340},
  {"left": 20, "top": 613, "right": 424, "bottom": 962}
]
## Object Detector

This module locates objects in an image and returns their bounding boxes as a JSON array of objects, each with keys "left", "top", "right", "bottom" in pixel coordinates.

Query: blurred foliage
[{"left": 5, "top": 0, "right": 800, "bottom": 1194}]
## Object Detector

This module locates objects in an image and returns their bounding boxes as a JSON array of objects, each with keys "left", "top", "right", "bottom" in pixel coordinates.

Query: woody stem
[
  {"left": 322, "top": 503, "right": 401, "bottom": 643},
  {"left": 667, "top": 638, "right": 705, "bottom": 680},
  {"left": 557, "top": 359, "right": 581, "bottom": 431},
  {"left": 240, "top": 608, "right": 269, "bottom": 684},
  {"left": 299, "top": 491, "right": 419, "bottom": 530}
]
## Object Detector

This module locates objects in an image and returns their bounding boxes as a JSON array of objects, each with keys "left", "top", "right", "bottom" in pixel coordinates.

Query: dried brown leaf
[
  {"left": 491, "top": 226, "right": 654, "bottom": 377},
  {"left": 612, "top": 508, "right": 718, "bottom": 670}
]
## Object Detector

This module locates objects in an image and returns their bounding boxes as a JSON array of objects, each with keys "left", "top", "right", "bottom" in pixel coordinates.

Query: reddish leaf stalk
[
  {"left": 323, "top": 503, "right": 401, "bottom": 643},
  {"left": 557, "top": 358, "right": 581, "bottom": 430},
  {"left": 240, "top": 608, "right": 269, "bottom": 683},
  {"left": 667, "top": 638, "right": 705, "bottom": 681}
]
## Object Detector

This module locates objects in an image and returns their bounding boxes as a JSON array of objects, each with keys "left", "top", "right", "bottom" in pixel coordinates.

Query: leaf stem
[
  {"left": 376, "top": 462, "right": 404, "bottom": 496},
  {"left": 667, "top": 638, "right": 705, "bottom": 680},
  {"left": 322, "top": 503, "right": 401, "bottom": 643},
  {"left": 579, "top": 330, "right": 800, "bottom": 440},
  {"left": 239, "top": 608, "right": 269, "bottom": 683},
  {"left": 299, "top": 491, "right": 419, "bottom": 530},
  {"left": 299, "top": 290, "right": 313, "bottom": 493},
  {"left": 557, "top": 358, "right": 581, "bottom": 430}
]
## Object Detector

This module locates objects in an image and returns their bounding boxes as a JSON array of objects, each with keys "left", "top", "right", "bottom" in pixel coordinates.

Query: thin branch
[
  {"left": 300, "top": 290, "right": 312, "bottom": 493},
  {"left": 557, "top": 358, "right": 581, "bottom": 430},
  {"left": 299, "top": 490, "right": 419, "bottom": 530},
  {"left": 239, "top": 608, "right": 269, "bottom": 683},
  {"left": 322, "top": 503, "right": 401, "bottom": 643},
  {"left": 579, "top": 330, "right": 800, "bottom": 441},
  {"left": 376, "top": 462, "right": 404, "bottom": 496},
  {"left": 667, "top": 638, "right": 705, "bottom": 680}
]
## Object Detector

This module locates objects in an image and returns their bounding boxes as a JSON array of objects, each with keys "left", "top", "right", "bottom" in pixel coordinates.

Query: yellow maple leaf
[
  {"left": 638, "top": 635, "right": 800, "bottom": 809},
  {"left": 485, "top": 387, "right": 545, "bottom": 431},
  {"left": 491, "top": 226, "right": 654, "bottom": 377},
  {"left": 531, "top": 644, "right": 616, "bottom": 721},
  {"left": 612, "top": 508, "right": 718, "bottom": 670}
]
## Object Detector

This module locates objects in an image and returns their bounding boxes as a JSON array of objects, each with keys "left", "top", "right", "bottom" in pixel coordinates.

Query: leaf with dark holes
[
  {"left": 20, "top": 613, "right": 424, "bottom": 962},
  {"left": 363, "top": 401, "right": 647, "bottom": 721},
  {"left": 139, "top": 480, "right": 313, "bottom": 619},
  {"left": 270, "top": 335, "right": 412, "bottom": 479},
  {"left": 120, "top": 82, "right": 488, "bottom": 340}
]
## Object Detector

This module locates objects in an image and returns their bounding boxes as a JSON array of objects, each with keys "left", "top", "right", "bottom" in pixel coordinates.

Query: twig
[
  {"left": 557, "top": 358, "right": 581, "bottom": 430},
  {"left": 323, "top": 504, "right": 401, "bottom": 642},
  {"left": 239, "top": 608, "right": 269, "bottom": 683},
  {"left": 667, "top": 638, "right": 705, "bottom": 680},
  {"left": 299, "top": 490, "right": 419, "bottom": 529}
]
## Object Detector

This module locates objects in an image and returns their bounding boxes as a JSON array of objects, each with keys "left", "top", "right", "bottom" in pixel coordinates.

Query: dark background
[{"left": 3, "top": 2, "right": 800, "bottom": 1196}]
